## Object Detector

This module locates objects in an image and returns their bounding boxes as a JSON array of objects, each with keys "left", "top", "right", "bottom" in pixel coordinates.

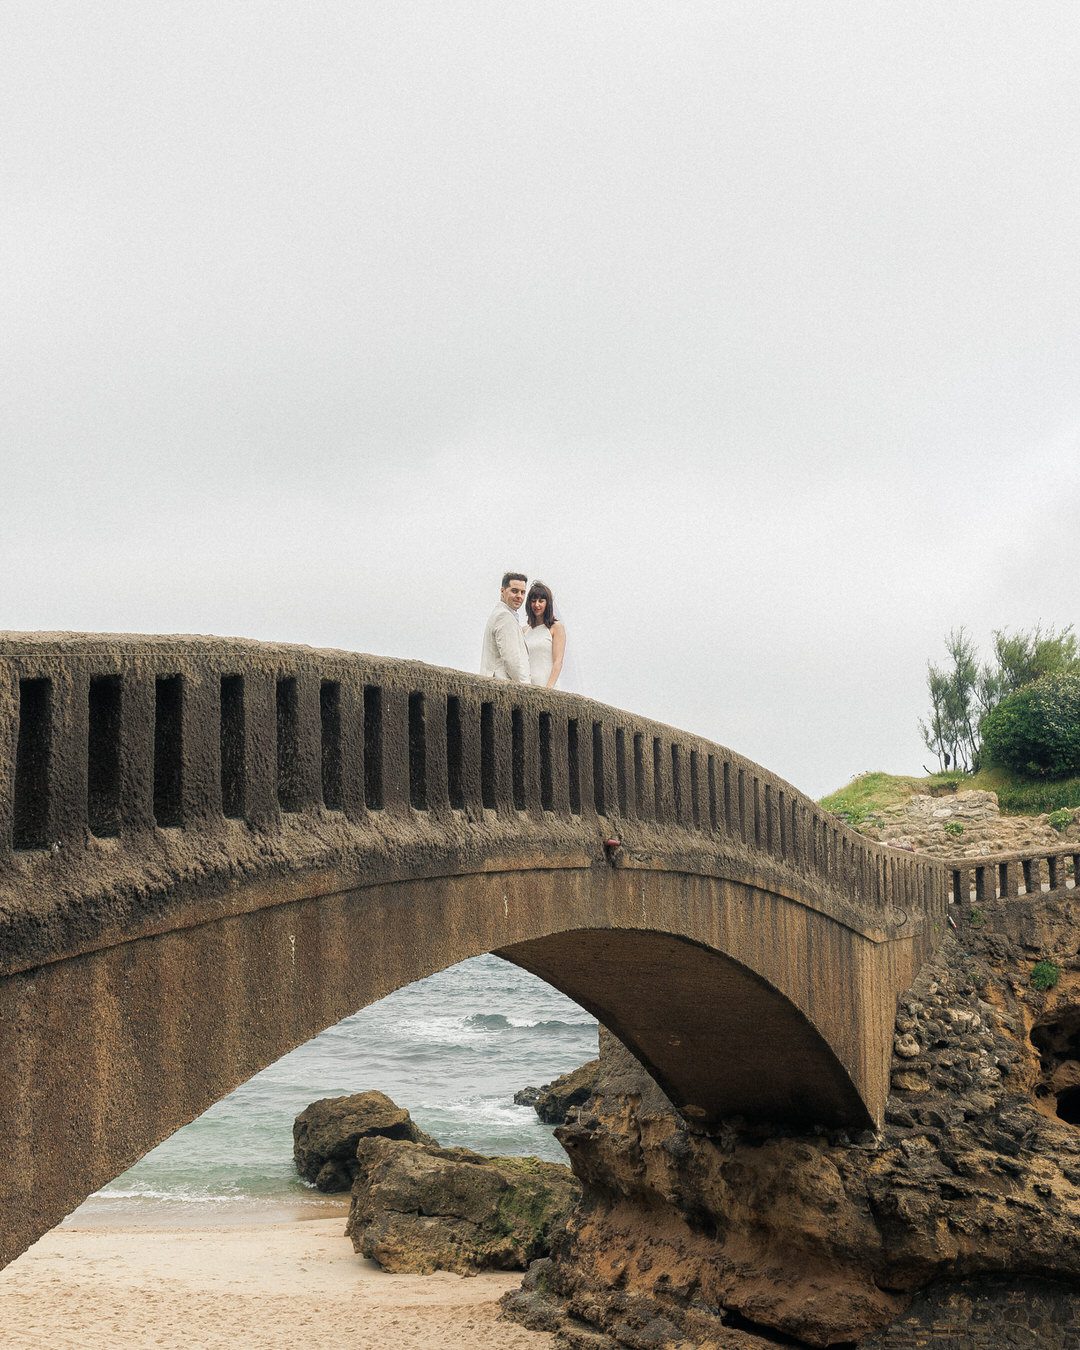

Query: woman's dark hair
[{"left": 526, "top": 581, "right": 556, "bottom": 629}]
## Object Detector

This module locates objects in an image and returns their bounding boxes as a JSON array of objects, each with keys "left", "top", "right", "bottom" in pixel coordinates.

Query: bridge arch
[
  {"left": 501, "top": 926, "right": 869, "bottom": 1129},
  {"left": 0, "top": 634, "right": 946, "bottom": 1267}
]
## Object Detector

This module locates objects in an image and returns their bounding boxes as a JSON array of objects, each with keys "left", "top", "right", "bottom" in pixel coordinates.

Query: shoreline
[
  {"left": 61, "top": 1192, "right": 353, "bottom": 1231},
  {"left": 1, "top": 1212, "right": 554, "bottom": 1349}
]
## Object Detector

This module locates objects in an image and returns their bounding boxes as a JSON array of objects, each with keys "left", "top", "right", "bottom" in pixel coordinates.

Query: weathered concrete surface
[{"left": 0, "top": 633, "right": 947, "bottom": 1269}]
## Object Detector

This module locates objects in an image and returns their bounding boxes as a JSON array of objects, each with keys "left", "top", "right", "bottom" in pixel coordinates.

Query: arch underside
[
  {"left": 498, "top": 927, "right": 870, "bottom": 1129},
  {"left": 0, "top": 859, "right": 904, "bottom": 1268}
]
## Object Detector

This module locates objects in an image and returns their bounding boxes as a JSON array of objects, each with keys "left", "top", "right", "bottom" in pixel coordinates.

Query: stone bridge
[{"left": 0, "top": 633, "right": 948, "bottom": 1268}]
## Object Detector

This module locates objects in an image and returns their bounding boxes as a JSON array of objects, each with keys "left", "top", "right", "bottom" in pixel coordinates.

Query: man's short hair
[{"left": 501, "top": 571, "right": 527, "bottom": 588}]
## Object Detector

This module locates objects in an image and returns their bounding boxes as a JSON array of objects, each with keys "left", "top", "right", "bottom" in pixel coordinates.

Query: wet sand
[{"left": 0, "top": 1212, "right": 555, "bottom": 1349}]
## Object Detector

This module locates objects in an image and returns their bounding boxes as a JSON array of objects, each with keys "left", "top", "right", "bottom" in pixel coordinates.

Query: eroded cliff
[{"left": 504, "top": 887, "right": 1080, "bottom": 1347}]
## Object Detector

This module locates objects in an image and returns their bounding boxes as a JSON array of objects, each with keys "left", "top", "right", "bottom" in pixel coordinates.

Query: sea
[{"left": 70, "top": 955, "right": 598, "bottom": 1225}]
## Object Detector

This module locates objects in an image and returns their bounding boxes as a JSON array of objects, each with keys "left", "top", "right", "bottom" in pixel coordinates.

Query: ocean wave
[
  {"left": 465, "top": 1012, "right": 513, "bottom": 1030},
  {"left": 341, "top": 1013, "right": 505, "bottom": 1046},
  {"left": 464, "top": 1013, "right": 593, "bottom": 1032},
  {"left": 97, "top": 1184, "right": 239, "bottom": 1205}
]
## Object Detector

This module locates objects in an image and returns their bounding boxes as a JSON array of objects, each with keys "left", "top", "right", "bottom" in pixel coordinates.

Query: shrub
[
  {"left": 1048, "top": 808, "right": 1074, "bottom": 832},
  {"left": 1031, "top": 960, "right": 1061, "bottom": 992},
  {"left": 943, "top": 820, "right": 964, "bottom": 837},
  {"left": 980, "top": 672, "right": 1080, "bottom": 779}
]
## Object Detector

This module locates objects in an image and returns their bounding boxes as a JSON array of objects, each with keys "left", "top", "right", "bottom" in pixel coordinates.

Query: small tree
[
  {"left": 920, "top": 666, "right": 951, "bottom": 772},
  {"left": 993, "top": 625, "right": 1078, "bottom": 696},
  {"left": 922, "top": 624, "right": 1080, "bottom": 773},
  {"left": 920, "top": 628, "right": 981, "bottom": 772}
]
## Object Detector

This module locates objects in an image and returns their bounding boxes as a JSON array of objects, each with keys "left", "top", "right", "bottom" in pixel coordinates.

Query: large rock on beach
[
  {"left": 293, "top": 1091, "right": 436, "bottom": 1193},
  {"left": 515, "top": 1059, "right": 600, "bottom": 1124},
  {"left": 345, "top": 1136, "right": 581, "bottom": 1275}
]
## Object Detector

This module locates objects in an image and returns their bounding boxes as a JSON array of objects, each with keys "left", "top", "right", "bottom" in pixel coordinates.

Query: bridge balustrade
[
  {"left": 950, "top": 848, "right": 1078, "bottom": 906},
  {"left": 0, "top": 636, "right": 944, "bottom": 955}
]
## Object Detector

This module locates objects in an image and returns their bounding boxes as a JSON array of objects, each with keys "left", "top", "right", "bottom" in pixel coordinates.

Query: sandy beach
[{"left": 0, "top": 1211, "right": 555, "bottom": 1349}]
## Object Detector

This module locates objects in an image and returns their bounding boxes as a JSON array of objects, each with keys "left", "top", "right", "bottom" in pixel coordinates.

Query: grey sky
[{"left": 4, "top": 2, "right": 1079, "bottom": 797}]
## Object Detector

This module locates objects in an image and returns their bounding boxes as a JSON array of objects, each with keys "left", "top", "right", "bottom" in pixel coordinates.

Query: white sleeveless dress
[{"left": 523, "top": 623, "right": 554, "bottom": 686}]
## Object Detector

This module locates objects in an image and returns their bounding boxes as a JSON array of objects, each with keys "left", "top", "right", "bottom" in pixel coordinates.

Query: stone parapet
[
  {"left": 945, "top": 846, "right": 1078, "bottom": 906},
  {"left": 0, "top": 632, "right": 944, "bottom": 972}
]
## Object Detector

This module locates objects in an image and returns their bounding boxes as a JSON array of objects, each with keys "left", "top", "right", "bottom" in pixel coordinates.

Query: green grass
[
  {"left": 981, "top": 769, "right": 1080, "bottom": 815},
  {"left": 819, "top": 771, "right": 963, "bottom": 826},
  {"left": 819, "top": 768, "right": 1080, "bottom": 820}
]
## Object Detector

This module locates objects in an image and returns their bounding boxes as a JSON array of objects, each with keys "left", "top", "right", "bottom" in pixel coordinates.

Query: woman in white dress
[{"left": 523, "top": 581, "right": 567, "bottom": 688}]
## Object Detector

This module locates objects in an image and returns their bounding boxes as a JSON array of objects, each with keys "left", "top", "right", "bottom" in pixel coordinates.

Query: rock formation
[
  {"left": 292, "top": 1090, "right": 436, "bottom": 1192},
  {"left": 294, "top": 1089, "right": 580, "bottom": 1276},
  {"left": 849, "top": 787, "right": 1078, "bottom": 859},
  {"left": 346, "top": 1136, "right": 580, "bottom": 1275},
  {"left": 515, "top": 1060, "right": 600, "bottom": 1124},
  {"left": 503, "top": 889, "right": 1080, "bottom": 1347}
]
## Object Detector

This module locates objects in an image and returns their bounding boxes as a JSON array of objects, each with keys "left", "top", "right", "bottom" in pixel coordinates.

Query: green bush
[
  {"left": 1030, "top": 960, "right": 1061, "bottom": 992},
  {"left": 943, "top": 820, "right": 964, "bottom": 837},
  {"left": 980, "top": 672, "right": 1080, "bottom": 779},
  {"left": 1048, "top": 807, "right": 1075, "bottom": 832}
]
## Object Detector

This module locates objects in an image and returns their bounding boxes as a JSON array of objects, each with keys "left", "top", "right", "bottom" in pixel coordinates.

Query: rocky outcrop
[
  {"left": 515, "top": 1060, "right": 600, "bottom": 1124},
  {"left": 346, "top": 1136, "right": 580, "bottom": 1275},
  {"left": 292, "top": 1091, "right": 436, "bottom": 1192},
  {"left": 852, "top": 787, "right": 1079, "bottom": 858},
  {"left": 502, "top": 891, "right": 1080, "bottom": 1347}
]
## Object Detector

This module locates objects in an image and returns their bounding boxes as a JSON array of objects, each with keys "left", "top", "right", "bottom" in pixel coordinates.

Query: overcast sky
[{"left": 4, "top": 2, "right": 1079, "bottom": 798}]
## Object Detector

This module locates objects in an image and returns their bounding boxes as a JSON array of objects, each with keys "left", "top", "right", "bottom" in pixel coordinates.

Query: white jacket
[{"left": 480, "top": 602, "right": 530, "bottom": 683}]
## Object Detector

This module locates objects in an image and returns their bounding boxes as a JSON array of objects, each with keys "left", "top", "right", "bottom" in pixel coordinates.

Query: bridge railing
[
  {"left": 948, "top": 847, "right": 1078, "bottom": 905},
  {"left": 0, "top": 635, "right": 943, "bottom": 934}
]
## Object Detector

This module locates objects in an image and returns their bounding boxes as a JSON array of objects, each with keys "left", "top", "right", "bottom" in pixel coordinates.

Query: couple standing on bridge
[{"left": 481, "top": 571, "right": 568, "bottom": 689}]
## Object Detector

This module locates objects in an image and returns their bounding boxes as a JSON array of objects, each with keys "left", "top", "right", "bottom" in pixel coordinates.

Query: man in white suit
[{"left": 481, "top": 571, "right": 530, "bottom": 682}]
